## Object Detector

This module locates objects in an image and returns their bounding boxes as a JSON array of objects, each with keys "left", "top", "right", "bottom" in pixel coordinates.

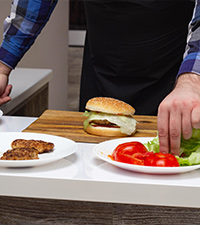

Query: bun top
[{"left": 85, "top": 97, "right": 135, "bottom": 116}]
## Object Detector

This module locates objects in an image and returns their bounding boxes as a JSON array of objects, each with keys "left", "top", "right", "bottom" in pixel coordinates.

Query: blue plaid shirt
[
  {"left": 178, "top": 0, "right": 200, "bottom": 76},
  {"left": 0, "top": 0, "right": 57, "bottom": 69},
  {"left": 0, "top": 0, "right": 199, "bottom": 78}
]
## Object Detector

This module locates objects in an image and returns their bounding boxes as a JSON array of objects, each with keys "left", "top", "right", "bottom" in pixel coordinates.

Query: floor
[{"left": 68, "top": 47, "right": 83, "bottom": 111}]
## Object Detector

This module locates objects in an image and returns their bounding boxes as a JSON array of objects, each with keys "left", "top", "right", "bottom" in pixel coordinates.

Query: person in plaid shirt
[{"left": 0, "top": 0, "right": 199, "bottom": 156}]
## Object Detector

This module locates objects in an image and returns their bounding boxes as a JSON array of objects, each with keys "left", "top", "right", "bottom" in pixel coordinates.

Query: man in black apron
[
  {"left": 79, "top": 0, "right": 194, "bottom": 116},
  {"left": 0, "top": 0, "right": 197, "bottom": 155}
]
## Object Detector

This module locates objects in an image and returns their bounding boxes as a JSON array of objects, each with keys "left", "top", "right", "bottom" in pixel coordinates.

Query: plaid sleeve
[
  {"left": 178, "top": 0, "right": 200, "bottom": 76},
  {"left": 0, "top": 0, "right": 58, "bottom": 69}
]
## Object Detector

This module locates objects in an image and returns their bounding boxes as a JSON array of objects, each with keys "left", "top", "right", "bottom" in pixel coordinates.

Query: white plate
[
  {"left": 93, "top": 137, "right": 200, "bottom": 174},
  {"left": 0, "top": 110, "right": 3, "bottom": 117},
  {"left": 0, "top": 132, "right": 77, "bottom": 167}
]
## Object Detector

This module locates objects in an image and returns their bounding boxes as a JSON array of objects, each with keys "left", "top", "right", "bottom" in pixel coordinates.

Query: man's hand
[
  {"left": 0, "top": 62, "right": 12, "bottom": 106},
  {"left": 0, "top": 73, "right": 12, "bottom": 105},
  {"left": 157, "top": 73, "right": 200, "bottom": 156}
]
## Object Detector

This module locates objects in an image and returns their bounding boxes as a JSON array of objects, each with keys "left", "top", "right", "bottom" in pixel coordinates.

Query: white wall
[{"left": 0, "top": 0, "right": 69, "bottom": 110}]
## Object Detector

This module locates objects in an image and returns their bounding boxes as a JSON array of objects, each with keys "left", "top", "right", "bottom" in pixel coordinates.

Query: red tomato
[
  {"left": 144, "top": 153, "right": 179, "bottom": 167},
  {"left": 112, "top": 141, "right": 148, "bottom": 164},
  {"left": 131, "top": 152, "right": 154, "bottom": 165}
]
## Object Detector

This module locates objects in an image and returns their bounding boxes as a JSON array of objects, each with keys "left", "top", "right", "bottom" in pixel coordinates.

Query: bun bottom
[{"left": 85, "top": 125, "right": 136, "bottom": 137}]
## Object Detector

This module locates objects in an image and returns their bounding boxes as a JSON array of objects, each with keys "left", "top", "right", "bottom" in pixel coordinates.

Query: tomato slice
[
  {"left": 111, "top": 141, "right": 179, "bottom": 167},
  {"left": 112, "top": 141, "right": 148, "bottom": 164},
  {"left": 132, "top": 152, "right": 154, "bottom": 165},
  {"left": 144, "top": 153, "right": 179, "bottom": 167}
]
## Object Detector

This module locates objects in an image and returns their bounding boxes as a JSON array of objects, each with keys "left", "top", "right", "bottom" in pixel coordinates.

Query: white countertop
[
  {"left": 0, "top": 115, "right": 200, "bottom": 208},
  {"left": 0, "top": 68, "right": 52, "bottom": 114}
]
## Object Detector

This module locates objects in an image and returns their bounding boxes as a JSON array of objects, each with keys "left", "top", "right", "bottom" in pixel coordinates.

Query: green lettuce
[
  {"left": 83, "top": 110, "right": 91, "bottom": 130},
  {"left": 176, "top": 151, "right": 200, "bottom": 166},
  {"left": 144, "top": 135, "right": 160, "bottom": 153},
  {"left": 144, "top": 129, "right": 200, "bottom": 166}
]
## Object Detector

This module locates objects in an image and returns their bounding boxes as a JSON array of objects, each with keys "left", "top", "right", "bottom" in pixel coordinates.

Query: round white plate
[
  {"left": 93, "top": 137, "right": 200, "bottom": 174},
  {"left": 0, "top": 132, "right": 77, "bottom": 167}
]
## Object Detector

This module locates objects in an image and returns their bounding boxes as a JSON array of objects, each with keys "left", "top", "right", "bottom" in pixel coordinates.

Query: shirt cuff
[
  {"left": 0, "top": 46, "right": 20, "bottom": 69},
  {"left": 177, "top": 53, "right": 200, "bottom": 77}
]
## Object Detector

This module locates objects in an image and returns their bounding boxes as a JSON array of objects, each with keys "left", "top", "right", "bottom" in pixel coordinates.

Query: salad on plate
[
  {"left": 144, "top": 128, "right": 200, "bottom": 166},
  {"left": 110, "top": 128, "right": 200, "bottom": 167}
]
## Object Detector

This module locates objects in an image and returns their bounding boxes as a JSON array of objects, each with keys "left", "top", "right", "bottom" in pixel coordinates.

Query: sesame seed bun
[
  {"left": 85, "top": 124, "right": 136, "bottom": 137},
  {"left": 85, "top": 97, "right": 135, "bottom": 115}
]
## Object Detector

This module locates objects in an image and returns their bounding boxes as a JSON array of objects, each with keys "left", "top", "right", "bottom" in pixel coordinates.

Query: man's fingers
[
  {"left": 1, "top": 84, "right": 12, "bottom": 97},
  {"left": 0, "top": 96, "right": 11, "bottom": 105},
  {"left": 169, "top": 103, "right": 181, "bottom": 155},
  {"left": 191, "top": 106, "right": 200, "bottom": 129},
  {"left": 181, "top": 105, "right": 193, "bottom": 140},
  {"left": 0, "top": 84, "right": 12, "bottom": 106},
  {"left": 157, "top": 103, "right": 170, "bottom": 154},
  {"left": 158, "top": 98, "right": 182, "bottom": 156}
]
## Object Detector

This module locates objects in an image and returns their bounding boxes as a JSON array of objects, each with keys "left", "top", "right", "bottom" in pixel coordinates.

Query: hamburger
[{"left": 83, "top": 97, "right": 137, "bottom": 136}]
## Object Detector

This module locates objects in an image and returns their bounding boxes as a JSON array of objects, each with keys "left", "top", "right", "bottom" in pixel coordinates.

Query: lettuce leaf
[
  {"left": 143, "top": 135, "right": 160, "bottom": 153},
  {"left": 176, "top": 151, "right": 200, "bottom": 166},
  {"left": 144, "top": 129, "right": 200, "bottom": 166},
  {"left": 179, "top": 129, "right": 200, "bottom": 157},
  {"left": 83, "top": 111, "right": 91, "bottom": 130},
  {"left": 83, "top": 111, "right": 137, "bottom": 135}
]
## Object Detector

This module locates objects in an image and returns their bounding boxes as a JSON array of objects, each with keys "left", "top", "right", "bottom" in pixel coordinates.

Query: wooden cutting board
[{"left": 23, "top": 110, "right": 157, "bottom": 143}]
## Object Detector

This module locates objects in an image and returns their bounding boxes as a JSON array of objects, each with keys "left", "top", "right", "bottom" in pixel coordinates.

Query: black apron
[{"left": 79, "top": 0, "right": 194, "bottom": 115}]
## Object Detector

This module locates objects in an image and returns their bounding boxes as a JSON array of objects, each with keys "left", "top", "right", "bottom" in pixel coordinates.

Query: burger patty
[
  {"left": 11, "top": 139, "right": 54, "bottom": 153},
  {"left": 1, "top": 148, "right": 39, "bottom": 160},
  {"left": 90, "top": 119, "right": 119, "bottom": 127}
]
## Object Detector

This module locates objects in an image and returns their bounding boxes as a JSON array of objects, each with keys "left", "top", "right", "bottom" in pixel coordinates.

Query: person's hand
[
  {"left": 0, "top": 73, "right": 12, "bottom": 105},
  {"left": 157, "top": 73, "right": 200, "bottom": 156},
  {"left": 0, "top": 62, "right": 12, "bottom": 106}
]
